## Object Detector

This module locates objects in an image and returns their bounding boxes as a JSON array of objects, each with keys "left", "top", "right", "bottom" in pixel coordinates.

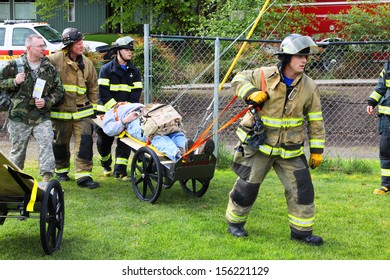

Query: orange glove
[
  {"left": 309, "top": 153, "right": 323, "bottom": 169},
  {"left": 246, "top": 91, "right": 268, "bottom": 105}
]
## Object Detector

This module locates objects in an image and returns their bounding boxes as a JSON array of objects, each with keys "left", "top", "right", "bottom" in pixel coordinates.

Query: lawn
[{"left": 0, "top": 157, "right": 388, "bottom": 260}]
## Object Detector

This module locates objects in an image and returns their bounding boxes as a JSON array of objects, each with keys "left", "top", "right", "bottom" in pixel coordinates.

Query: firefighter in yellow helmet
[
  {"left": 225, "top": 34, "right": 325, "bottom": 245},
  {"left": 48, "top": 28, "right": 99, "bottom": 189}
]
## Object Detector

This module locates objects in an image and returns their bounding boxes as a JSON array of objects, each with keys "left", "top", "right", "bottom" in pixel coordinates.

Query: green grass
[{"left": 0, "top": 156, "right": 388, "bottom": 260}]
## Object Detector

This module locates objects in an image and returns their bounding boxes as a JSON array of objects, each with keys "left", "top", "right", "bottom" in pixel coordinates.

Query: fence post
[
  {"left": 213, "top": 38, "right": 220, "bottom": 155},
  {"left": 143, "top": 24, "right": 150, "bottom": 104}
]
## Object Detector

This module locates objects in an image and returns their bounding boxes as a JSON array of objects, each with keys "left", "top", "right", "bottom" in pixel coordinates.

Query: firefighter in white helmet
[
  {"left": 225, "top": 34, "right": 326, "bottom": 245},
  {"left": 95, "top": 36, "right": 143, "bottom": 180}
]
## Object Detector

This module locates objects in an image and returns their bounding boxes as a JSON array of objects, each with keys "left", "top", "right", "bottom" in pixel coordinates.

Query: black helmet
[
  {"left": 113, "top": 36, "right": 134, "bottom": 51},
  {"left": 61, "top": 27, "right": 84, "bottom": 47}
]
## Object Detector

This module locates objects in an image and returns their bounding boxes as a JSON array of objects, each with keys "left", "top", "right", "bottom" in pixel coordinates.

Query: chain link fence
[{"left": 145, "top": 31, "right": 390, "bottom": 159}]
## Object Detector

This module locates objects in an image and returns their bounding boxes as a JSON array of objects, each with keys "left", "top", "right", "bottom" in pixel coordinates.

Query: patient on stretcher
[{"left": 102, "top": 102, "right": 215, "bottom": 161}]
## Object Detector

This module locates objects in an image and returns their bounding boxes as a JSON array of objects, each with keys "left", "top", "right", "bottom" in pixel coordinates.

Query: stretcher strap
[
  {"left": 118, "top": 130, "right": 126, "bottom": 138},
  {"left": 184, "top": 70, "right": 266, "bottom": 157},
  {"left": 26, "top": 179, "right": 39, "bottom": 212},
  {"left": 183, "top": 96, "right": 252, "bottom": 157},
  {"left": 5, "top": 164, "right": 39, "bottom": 213},
  {"left": 124, "top": 132, "right": 166, "bottom": 156}
]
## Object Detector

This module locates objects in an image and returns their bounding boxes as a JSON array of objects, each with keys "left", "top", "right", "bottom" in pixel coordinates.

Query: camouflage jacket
[{"left": 0, "top": 53, "right": 64, "bottom": 125}]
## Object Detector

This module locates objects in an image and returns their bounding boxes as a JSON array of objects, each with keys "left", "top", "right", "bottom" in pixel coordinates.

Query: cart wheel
[
  {"left": 131, "top": 147, "right": 163, "bottom": 203},
  {"left": 180, "top": 178, "right": 209, "bottom": 197},
  {"left": 40, "top": 179, "right": 64, "bottom": 255}
]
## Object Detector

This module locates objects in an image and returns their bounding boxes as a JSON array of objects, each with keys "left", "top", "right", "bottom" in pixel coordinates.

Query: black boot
[
  {"left": 78, "top": 177, "right": 100, "bottom": 189},
  {"left": 290, "top": 231, "right": 323, "bottom": 246},
  {"left": 228, "top": 225, "right": 248, "bottom": 237},
  {"left": 57, "top": 173, "right": 70, "bottom": 181}
]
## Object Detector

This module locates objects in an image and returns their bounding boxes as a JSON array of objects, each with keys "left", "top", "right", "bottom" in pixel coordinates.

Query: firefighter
[
  {"left": 367, "top": 58, "right": 390, "bottom": 195},
  {"left": 225, "top": 34, "right": 326, "bottom": 245},
  {"left": 95, "top": 36, "right": 142, "bottom": 180},
  {"left": 48, "top": 28, "right": 99, "bottom": 189}
]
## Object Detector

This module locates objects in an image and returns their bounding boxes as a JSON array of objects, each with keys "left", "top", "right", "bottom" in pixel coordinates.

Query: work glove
[
  {"left": 309, "top": 153, "right": 323, "bottom": 169},
  {"left": 246, "top": 116, "right": 266, "bottom": 149},
  {"left": 246, "top": 91, "right": 268, "bottom": 105}
]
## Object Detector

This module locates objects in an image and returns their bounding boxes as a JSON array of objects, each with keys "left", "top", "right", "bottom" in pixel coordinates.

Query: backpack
[
  {"left": 141, "top": 103, "right": 185, "bottom": 138},
  {"left": 0, "top": 57, "right": 24, "bottom": 111}
]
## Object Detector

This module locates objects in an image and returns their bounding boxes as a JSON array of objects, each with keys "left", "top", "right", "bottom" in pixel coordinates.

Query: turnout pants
[
  {"left": 96, "top": 126, "right": 131, "bottom": 176},
  {"left": 226, "top": 143, "right": 316, "bottom": 235},
  {"left": 379, "top": 134, "right": 390, "bottom": 187},
  {"left": 52, "top": 118, "right": 94, "bottom": 183}
]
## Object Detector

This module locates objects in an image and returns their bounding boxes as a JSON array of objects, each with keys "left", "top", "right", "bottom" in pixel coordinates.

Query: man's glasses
[{"left": 32, "top": 44, "right": 46, "bottom": 49}]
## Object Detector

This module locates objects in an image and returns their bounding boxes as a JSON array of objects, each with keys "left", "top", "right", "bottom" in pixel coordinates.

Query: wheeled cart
[
  {"left": 0, "top": 150, "right": 64, "bottom": 255},
  {"left": 121, "top": 136, "right": 216, "bottom": 203},
  {"left": 94, "top": 116, "right": 216, "bottom": 203}
]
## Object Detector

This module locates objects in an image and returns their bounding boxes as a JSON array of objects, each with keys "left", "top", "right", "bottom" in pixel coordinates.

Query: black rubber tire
[
  {"left": 40, "top": 179, "right": 65, "bottom": 255},
  {"left": 180, "top": 178, "right": 209, "bottom": 197},
  {"left": 130, "top": 147, "right": 163, "bottom": 203}
]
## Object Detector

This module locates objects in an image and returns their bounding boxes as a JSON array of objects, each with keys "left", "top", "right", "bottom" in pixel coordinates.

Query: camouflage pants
[{"left": 7, "top": 119, "right": 55, "bottom": 176}]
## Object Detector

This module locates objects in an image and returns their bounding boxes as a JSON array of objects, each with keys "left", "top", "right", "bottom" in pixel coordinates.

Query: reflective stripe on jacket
[
  {"left": 97, "top": 57, "right": 142, "bottom": 113},
  {"left": 368, "top": 60, "right": 390, "bottom": 116},
  {"left": 48, "top": 51, "right": 98, "bottom": 120},
  {"left": 232, "top": 65, "right": 325, "bottom": 158}
]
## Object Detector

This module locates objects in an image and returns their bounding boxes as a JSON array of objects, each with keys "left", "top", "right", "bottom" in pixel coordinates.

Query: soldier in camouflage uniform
[{"left": 0, "top": 34, "right": 64, "bottom": 183}]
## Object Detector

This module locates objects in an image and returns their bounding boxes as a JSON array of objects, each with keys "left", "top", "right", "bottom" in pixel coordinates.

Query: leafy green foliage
[
  {"left": 192, "top": 0, "right": 316, "bottom": 39},
  {"left": 329, "top": 2, "right": 390, "bottom": 40},
  {"left": 35, "top": 0, "right": 317, "bottom": 37},
  {"left": 35, "top": 0, "right": 213, "bottom": 34}
]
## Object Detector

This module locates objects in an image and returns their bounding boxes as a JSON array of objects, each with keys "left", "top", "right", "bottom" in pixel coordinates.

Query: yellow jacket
[
  {"left": 48, "top": 51, "right": 98, "bottom": 120},
  {"left": 233, "top": 65, "right": 325, "bottom": 158}
]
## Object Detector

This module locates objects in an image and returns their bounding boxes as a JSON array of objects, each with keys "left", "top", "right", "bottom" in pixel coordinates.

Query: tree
[
  {"left": 35, "top": 0, "right": 317, "bottom": 37},
  {"left": 191, "top": 0, "right": 317, "bottom": 39},
  {"left": 35, "top": 0, "right": 215, "bottom": 34},
  {"left": 329, "top": 2, "right": 390, "bottom": 40}
]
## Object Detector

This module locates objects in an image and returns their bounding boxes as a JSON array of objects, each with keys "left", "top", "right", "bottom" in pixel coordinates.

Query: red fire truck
[
  {"left": 293, "top": 0, "right": 390, "bottom": 37},
  {"left": 292, "top": 0, "right": 390, "bottom": 63}
]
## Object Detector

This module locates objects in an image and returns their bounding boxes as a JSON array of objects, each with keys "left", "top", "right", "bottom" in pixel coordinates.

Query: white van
[{"left": 0, "top": 20, "right": 107, "bottom": 66}]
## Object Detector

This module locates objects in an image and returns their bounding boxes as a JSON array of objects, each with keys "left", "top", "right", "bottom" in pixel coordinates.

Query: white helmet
[
  {"left": 113, "top": 36, "right": 134, "bottom": 51},
  {"left": 275, "top": 34, "right": 318, "bottom": 55}
]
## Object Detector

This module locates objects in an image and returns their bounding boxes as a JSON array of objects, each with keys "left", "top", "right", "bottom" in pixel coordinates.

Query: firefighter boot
[
  {"left": 290, "top": 231, "right": 324, "bottom": 246},
  {"left": 57, "top": 172, "right": 70, "bottom": 182},
  {"left": 228, "top": 224, "right": 248, "bottom": 237},
  {"left": 200, "top": 139, "right": 215, "bottom": 154},
  {"left": 78, "top": 177, "right": 100, "bottom": 189},
  {"left": 103, "top": 166, "right": 112, "bottom": 177},
  {"left": 373, "top": 186, "right": 389, "bottom": 195},
  {"left": 185, "top": 139, "right": 195, "bottom": 156}
]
